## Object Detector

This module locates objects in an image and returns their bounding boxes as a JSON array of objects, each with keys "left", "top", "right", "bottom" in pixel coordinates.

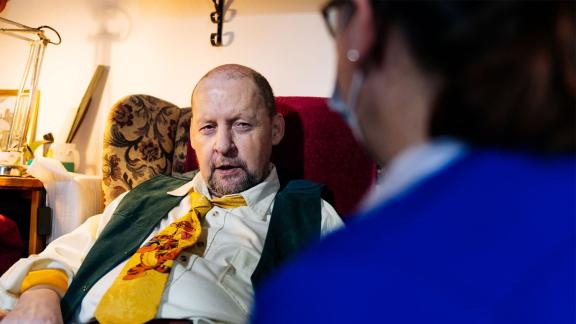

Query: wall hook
[{"left": 210, "top": 0, "right": 224, "bottom": 46}]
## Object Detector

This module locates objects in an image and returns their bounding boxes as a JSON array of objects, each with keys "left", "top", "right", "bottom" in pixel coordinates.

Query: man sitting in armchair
[{"left": 0, "top": 64, "right": 343, "bottom": 323}]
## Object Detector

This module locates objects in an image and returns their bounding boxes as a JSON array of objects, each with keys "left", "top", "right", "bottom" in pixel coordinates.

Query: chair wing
[{"left": 102, "top": 94, "right": 182, "bottom": 205}]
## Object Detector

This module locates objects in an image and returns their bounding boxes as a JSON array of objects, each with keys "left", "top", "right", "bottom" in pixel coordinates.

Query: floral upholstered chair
[
  {"left": 102, "top": 95, "right": 376, "bottom": 217},
  {"left": 102, "top": 94, "right": 193, "bottom": 205}
]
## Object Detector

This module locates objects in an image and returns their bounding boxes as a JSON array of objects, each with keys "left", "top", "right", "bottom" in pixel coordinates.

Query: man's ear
[
  {"left": 189, "top": 121, "right": 198, "bottom": 150},
  {"left": 271, "top": 113, "right": 285, "bottom": 145},
  {"left": 347, "top": 0, "right": 376, "bottom": 65}
]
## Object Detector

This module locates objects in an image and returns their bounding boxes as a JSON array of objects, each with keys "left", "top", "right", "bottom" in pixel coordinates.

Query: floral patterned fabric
[{"left": 102, "top": 95, "right": 192, "bottom": 206}]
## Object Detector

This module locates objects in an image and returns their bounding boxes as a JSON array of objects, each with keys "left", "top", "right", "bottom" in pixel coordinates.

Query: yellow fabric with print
[{"left": 94, "top": 191, "right": 247, "bottom": 324}]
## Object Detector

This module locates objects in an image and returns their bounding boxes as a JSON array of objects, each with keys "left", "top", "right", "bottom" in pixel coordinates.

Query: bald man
[{"left": 0, "top": 64, "right": 343, "bottom": 324}]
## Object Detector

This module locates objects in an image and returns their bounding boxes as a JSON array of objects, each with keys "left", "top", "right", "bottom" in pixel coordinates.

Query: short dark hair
[
  {"left": 367, "top": 1, "right": 575, "bottom": 153},
  {"left": 192, "top": 64, "right": 276, "bottom": 117}
]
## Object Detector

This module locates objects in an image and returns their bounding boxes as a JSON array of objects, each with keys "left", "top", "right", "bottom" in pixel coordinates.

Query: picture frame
[{"left": 0, "top": 89, "right": 40, "bottom": 150}]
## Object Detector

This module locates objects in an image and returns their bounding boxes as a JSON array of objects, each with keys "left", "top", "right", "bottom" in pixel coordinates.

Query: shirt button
[{"left": 213, "top": 211, "right": 219, "bottom": 217}]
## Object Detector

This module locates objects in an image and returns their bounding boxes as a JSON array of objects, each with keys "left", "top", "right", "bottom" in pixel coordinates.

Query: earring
[{"left": 347, "top": 49, "right": 359, "bottom": 62}]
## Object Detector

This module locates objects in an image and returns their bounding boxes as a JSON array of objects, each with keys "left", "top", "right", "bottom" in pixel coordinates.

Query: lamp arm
[
  {"left": 0, "top": 16, "right": 34, "bottom": 29},
  {"left": 0, "top": 16, "right": 61, "bottom": 44}
]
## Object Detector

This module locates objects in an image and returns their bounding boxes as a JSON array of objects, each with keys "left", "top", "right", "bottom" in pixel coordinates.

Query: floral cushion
[{"left": 102, "top": 95, "right": 187, "bottom": 205}]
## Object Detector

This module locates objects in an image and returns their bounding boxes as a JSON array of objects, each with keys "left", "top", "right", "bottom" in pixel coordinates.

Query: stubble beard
[{"left": 207, "top": 159, "right": 263, "bottom": 197}]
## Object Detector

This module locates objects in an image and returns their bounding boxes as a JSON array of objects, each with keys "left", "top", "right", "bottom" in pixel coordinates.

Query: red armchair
[{"left": 0, "top": 214, "right": 24, "bottom": 274}]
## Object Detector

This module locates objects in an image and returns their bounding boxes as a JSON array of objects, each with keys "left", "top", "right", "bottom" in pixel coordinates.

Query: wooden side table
[{"left": 0, "top": 176, "right": 50, "bottom": 255}]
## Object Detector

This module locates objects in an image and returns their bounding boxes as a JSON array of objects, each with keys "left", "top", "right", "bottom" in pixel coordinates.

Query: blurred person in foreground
[{"left": 252, "top": 1, "right": 575, "bottom": 323}]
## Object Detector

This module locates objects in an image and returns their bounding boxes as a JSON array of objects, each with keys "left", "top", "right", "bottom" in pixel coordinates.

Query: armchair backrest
[
  {"left": 103, "top": 95, "right": 376, "bottom": 216},
  {"left": 102, "top": 95, "right": 183, "bottom": 204},
  {"left": 272, "top": 97, "right": 376, "bottom": 216}
]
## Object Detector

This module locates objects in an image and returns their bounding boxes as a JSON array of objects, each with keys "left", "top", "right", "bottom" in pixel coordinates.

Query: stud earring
[{"left": 347, "top": 49, "right": 359, "bottom": 62}]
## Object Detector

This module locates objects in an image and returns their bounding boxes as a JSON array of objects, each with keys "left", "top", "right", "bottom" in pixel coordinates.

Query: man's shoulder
[
  {"left": 275, "top": 179, "right": 334, "bottom": 213},
  {"left": 279, "top": 179, "right": 325, "bottom": 193},
  {"left": 130, "top": 173, "right": 196, "bottom": 193},
  {"left": 113, "top": 174, "right": 193, "bottom": 212}
]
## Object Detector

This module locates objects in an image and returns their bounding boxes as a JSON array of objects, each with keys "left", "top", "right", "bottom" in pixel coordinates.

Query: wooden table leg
[{"left": 29, "top": 190, "right": 41, "bottom": 254}]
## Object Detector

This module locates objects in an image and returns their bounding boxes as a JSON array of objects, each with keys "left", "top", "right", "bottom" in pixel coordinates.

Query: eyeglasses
[{"left": 321, "top": 0, "right": 354, "bottom": 37}]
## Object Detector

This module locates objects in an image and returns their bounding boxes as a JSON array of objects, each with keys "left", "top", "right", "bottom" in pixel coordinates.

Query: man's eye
[
  {"left": 199, "top": 125, "right": 215, "bottom": 133},
  {"left": 234, "top": 122, "right": 251, "bottom": 130}
]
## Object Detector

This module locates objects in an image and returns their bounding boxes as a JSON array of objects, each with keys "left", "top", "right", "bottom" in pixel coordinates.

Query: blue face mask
[{"left": 328, "top": 70, "right": 365, "bottom": 143}]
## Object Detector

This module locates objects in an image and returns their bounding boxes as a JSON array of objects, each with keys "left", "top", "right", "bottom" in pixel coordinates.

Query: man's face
[{"left": 190, "top": 77, "right": 284, "bottom": 197}]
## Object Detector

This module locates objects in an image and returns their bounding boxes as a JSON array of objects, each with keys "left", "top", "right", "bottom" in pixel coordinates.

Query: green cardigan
[{"left": 61, "top": 174, "right": 325, "bottom": 321}]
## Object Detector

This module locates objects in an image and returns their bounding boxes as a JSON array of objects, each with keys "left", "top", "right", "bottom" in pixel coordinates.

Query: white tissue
[{"left": 27, "top": 157, "right": 103, "bottom": 242}]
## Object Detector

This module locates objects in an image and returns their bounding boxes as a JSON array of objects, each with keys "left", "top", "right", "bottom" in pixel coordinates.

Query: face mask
[{"left": 328, "top": 70, "right": 365, "bottom": 143}]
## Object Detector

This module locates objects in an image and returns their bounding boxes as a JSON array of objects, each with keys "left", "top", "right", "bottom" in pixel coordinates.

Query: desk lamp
[{"left": 0, "top": 16, "right": 60, "bottom": 176}]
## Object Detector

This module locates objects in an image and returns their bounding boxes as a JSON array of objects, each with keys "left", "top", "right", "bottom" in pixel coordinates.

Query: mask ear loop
[
  {"left": 328, "top": 68, "right": 366, "bottom": 144},
  {"left": 347, "top": 70, "right": 364, "bottom": 113},
  {"left": 346, "top": 69, "right": 366, "bottom": 141}
]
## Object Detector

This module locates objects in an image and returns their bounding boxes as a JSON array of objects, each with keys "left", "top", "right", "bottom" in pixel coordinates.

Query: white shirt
[{"left": 0, "top": 167, "right": 343, "bottom": 323}]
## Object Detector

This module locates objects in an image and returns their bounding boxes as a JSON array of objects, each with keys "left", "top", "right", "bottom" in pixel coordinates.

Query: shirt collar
[
  {"left": 360, "top": 137, "right": 467, "bottom": 212},
  {"left": 167, "top": 165, "right": 280, "bottom": 219}
]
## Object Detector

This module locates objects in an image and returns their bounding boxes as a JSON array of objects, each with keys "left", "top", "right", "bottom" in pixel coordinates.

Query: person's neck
[{"left": 363, "top": 27, "right": 442, "bottom": 166}]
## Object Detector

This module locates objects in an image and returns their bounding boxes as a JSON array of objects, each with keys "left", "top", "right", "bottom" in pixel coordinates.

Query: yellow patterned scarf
[{"left": 94, "top": 191, "right": 247, "bottom": 324}]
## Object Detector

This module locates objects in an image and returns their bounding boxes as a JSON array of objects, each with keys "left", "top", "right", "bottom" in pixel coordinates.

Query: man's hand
[{"left": 0, "top": 287, "right": 63, "bottom": 324}]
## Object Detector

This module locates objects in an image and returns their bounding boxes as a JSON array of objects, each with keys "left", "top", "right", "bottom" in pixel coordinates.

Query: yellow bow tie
[{"left": 94, "top": 191, "right": 247, "bottom": 324}]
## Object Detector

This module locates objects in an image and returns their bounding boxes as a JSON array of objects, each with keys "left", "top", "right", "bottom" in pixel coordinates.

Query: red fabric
[
  {"left": 0, "top": 214, "right": 24, "bottom": 274},
  {"left": 183, "top": 96, "right": 376, "bottom": 216}
]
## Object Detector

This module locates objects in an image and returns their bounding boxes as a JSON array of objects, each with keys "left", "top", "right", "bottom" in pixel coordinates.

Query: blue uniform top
[{"left": 252, "top": 149, "right": 576, "bottom": 324}]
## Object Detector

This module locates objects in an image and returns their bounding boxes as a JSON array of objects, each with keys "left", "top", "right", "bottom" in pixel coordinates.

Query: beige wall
[{"left": 0, "top": 0, "right": 335, "bottom": 174}]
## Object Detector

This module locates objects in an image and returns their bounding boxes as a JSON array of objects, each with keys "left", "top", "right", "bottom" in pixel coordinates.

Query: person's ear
[
  {"left": 346, "top": 0, "right": 376, "bottom": 66},
  {"left": 189, "top": 118, "right": 198, "bottom": 150},
  {"left": 271, "top": 113, "right": 285, "bottom": 145}
]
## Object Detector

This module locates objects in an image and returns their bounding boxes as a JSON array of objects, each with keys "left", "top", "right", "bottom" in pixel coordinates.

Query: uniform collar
[
  {"left": 167, "top": 165, "right": 280, "bottom": 219},
  {"left": 360, "top": 138, "right": 467, "bottom": 211}
]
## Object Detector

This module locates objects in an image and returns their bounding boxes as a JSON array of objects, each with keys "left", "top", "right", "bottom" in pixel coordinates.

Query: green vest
[{"left": 61, "top": 174, "right": 325, "bottom": 321}]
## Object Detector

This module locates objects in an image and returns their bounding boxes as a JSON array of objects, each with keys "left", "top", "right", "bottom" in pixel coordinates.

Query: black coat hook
[{"left": 210, "top": 0, "right": 224, "bottom": 46}]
